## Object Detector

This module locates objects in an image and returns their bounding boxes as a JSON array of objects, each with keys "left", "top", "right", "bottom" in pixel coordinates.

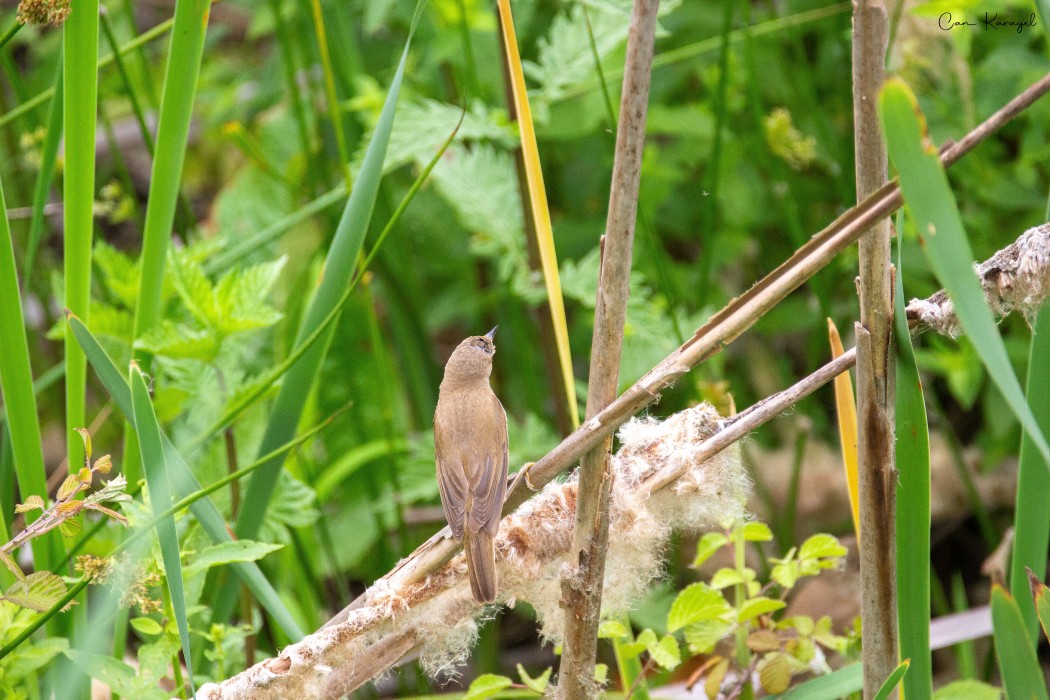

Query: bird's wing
[
  {"left": 468, "top": 394, "right": 509, "bottom": 538},
  {"left": 435, "top": 420, "right": 467, "bottom": 540}
]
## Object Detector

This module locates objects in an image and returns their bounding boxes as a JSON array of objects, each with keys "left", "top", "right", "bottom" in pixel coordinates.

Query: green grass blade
[
  {"left": 873, "top": 660, "right": 909, "bottom": 700},
  {"left": 67, "top": 313, "right": 305, "bottom": 640},
  {"left": 990, "top": 584, "right": 1050, "bottom": 700},
  {"left": 23, "top": 57, "right": 63, "bottom": 290},
  {"left": 129, "top": 364, "right": 194, "bottom": 692},
  {"left": 131, "top": 0, "right": 212, "bottom": 345},
  {"left": 880, "top": 78, "right": 1050, "bottom": 470},
  {"left": 0, "top": 175, "right": 60, "bottom": 571},
  {"left": 894, "top": 231, "right": 933, "bottom": 700},
  {"left": 63, "top": 0, "right": 100, "bottom": 481},
  {"left": 234, "top": 38, "right": 414, "bottom": 542},
  {"left": 1009, "top": 303, "right": 1050, "bottom": 644}
]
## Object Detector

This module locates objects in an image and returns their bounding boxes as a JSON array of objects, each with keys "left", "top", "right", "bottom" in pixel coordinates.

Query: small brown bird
[{"left": 434, "top": 327, "right": 509, "bottom": 603}]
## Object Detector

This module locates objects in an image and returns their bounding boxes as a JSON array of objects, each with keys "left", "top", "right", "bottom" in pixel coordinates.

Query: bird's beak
[{"left": 485, "top": 326, "right": 499, "bottom": 340}]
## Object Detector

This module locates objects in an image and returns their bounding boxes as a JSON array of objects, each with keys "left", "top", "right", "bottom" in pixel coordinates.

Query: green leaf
[
  {"left": 742, "top": 522, "right": 774, "bottom": 542},
  {"left": 880, "top": 78, "right": 1050, "bottom": 471},
  {"left": 932, "top": 679, "right": 1003, "bottom": 700},
  {"left": 3, "top": 571, "right": 68, "bottom": 612},
  {"left": 67, "top": 313, "right": 304, "bottom": 640},
  {"left": 464, "top": 673, "right": 514, "bottom": 700},
  {"left": 648, "top": 634, "right": 681, "bottom": 670},
  {"left": 691, "top": 532, "right": 728, "bottom": 567},
  {"left": 4, "top": 637, "right": 68, "bottom": 682},
  {"left": 667, "top": 583, "right": 731, "bottom": 632},
  {"left": 990, "top": 584, "right": 1049, "bottom": 700},
  {"left": 683, "top": 619, "right": 734, "bottom": 654},
  {"left": 775, "top": 662, "right": 862, "bottom": 699},
  {"left": 59, "top": 516, "right": 82, "bottom": 539},
  {"left": 873, "top": 660, "right": 910, "bottom": 700},
  {"left": 129, "top": 617, "right": 164, "bottom": 636},
  {"left": 593, "top": 663, "right": 608, "bottom": 684},
  {"left": 64, "top": 648, "right": 165, "bottom": 700},
  {"left": 131, "top": 364, "right": 195, "bottom": 685},
  {"left": 759, "top": 652, "right": 792, "bottom": 694},
  {"left": 710, "top": 567, "right": 749, "bottom": 589},
  {"left": 798, "top": 534, "right": 846, "bottom": 561},
  {"left": 771, "top": 561, "right": 801, "bottom": 589},
  {"left": 597, "top": 619, "right": 629, "bottom": 639},
  {"left": 183, "top": 540, "right": 284, "bottom": 579},
  {"left": 517, "top": 663, "right": 552, "bottom": 693},
  {"left": 14, "top": 495, "right": 45, "bottom": 513},
  {"left": 1030, "top": 568, "right": 1050, "bottom": 646},
  {"left": 738, "top": 597, "right": 787, "bottom": 623}
]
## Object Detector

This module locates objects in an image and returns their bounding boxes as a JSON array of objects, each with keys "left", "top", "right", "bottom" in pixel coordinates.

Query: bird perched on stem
[{"left": 434, "top": 327, "right": 509, "bottom": 603}]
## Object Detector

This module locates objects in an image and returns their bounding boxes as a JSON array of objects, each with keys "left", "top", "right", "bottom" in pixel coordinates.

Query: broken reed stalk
[
  {"left": 205, "top": 218, "right": 1050, "bottom": 697},
  {"left": 851, "top": 0, "right": 898, "bottom": 695},
  {"left": 322, "top": 72, "right": 1050, "bottom": 630},
  {"left": 558, "top": 0, "right": 660, "bottom": 696}
]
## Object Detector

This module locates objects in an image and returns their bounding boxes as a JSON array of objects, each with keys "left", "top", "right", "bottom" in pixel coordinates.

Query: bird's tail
[{"left": 464, "top": 529, "right": 497, "bottom": 603}]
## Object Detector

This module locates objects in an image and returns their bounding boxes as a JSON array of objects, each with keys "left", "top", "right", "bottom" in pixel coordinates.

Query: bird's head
[{"left": 442, "top": 326, "right": 498, "bottom": 383}]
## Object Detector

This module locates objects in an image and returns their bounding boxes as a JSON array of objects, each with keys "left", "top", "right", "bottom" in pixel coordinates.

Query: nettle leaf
[
  {"left": 667, "top": 582, "right": 732, "bottom": 632},
  {"left": 93, "top": 240, "right": 140, "bottom": 309},
  {"left": 171, "top": 255, "right": 219, "bottom": 326},
  {"left": 183, "top": 540, "right": 285, "bottom": 579},
  {"left": 14, "top": 494, "right": 45, "bottom": 513},
  {"left": 57, "top": 472, "right": 84, "bottom": 500},
  {"left": 259, "top": 470, "right": 321, "bottom": 542},
  {"left": 464, "top": 673, "right": 514, "bottom": 700},
  {"left": 684, "top": 619, "right": 734, "bottom": 654},
  {"left": 691, "top": 532, "right": 728, "bottom": 567},
  {"left": 517, "top": 663, "right": 552, "bottom": 693},
  {"left": 799, "top": 533, "right": 847, "bottom": 561},
  {"left": 738, "top": 597, "right": 787, "bottom": 623},
  {"left": 4, "top": 571, "right": 69, "bottom": 612},
  {"left": 59, "top": 516, "right": 82, "bottom": 539},
  {"left": 212, "top": 257, "right": 286, "bottom": 334},
  {"left": 136, "top": 320, "right": 219, "bottom": 362},
  {"left": 354, "top": 98, "right": 516, "bottom": 175}
]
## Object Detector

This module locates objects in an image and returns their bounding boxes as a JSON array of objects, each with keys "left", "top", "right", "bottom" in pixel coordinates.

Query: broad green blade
[
  {"left": 0, "top": 176, "right": 61, "bottom": 571},
  {"left": 879, "top": 79, "right": 1050, "bottom": 471},
  {"left": 774, "top": 662, "right": 862, "bottom": 698},
  {"left": 895, "top": 232, "right": 933, "bottom": 700},
  {"left": 67, "top": 314, "right": 304, "bottom": 639},
  {"left": 23, "top": 57, "right": 63, "bottom": 289},
  {"left": 1009, "top": 303, "right": 1050, "bottom": 644},
  {"left": 129, "top": 364, "right": 195, "bottom": 691},
  {"left": 990, "top": 584, "right": 1049, "bottom": 700},
  {"left": 233, "top": 29, "right": 416, "bottom": 542},
  {"left": 132, "top": 0, "right": 212, "bottom": 341}
]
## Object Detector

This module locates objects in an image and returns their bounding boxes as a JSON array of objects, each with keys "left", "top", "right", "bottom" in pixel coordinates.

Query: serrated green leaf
[
  {"left": 93, "top": 241, "right": 140, "bottom": 309},
  {"left": 183, "top": 540, "right": 284, "bottom": 579},
  {"left": 649, "top": 634, "right": 681, "bottom": 670},
  {"left": 932, "top": 679, "right": 1002, "bottom": 700},
  {"left": 135, "top": 320, "right": 219, "bottom": 361},
  {"left": 692, "top": 532, "right": 728, "bottom": 567},
  {"left": 0, "top": 550, "right": 24, "bottom": 580},
  {"left": 798, "top": 534, "right": 846, "bottom": 561},
  {"left": 772, "top": 561, "right": 801, "bottom": 588},
  {"left": 57, "top": 472, "right": 82, "bottom": 500},
  {"left": 14, "top": 494, "right": 45, "bottom": 513},
  {"left": 710, "top": 567, "right": 748, "bottom": 589},
  {"left": 668, "top": 582, "right": 732, "bottom": 632},
  {"left": 464, "top": 673, "right": 514, "bottom": 700},
  {"left": 130, "top": 617, "right": 164, "bottom": 636},
  {"left": 684, "top": 619, "right": 734, "bottom": 654},
  {"left": 4, "top": 571, "right": 68, "bottom": 612},
  {"left": 59, "top": 516, "right": 82, "bottom": 539},
  {"left": 517, "top": 663, "right": 552, "bottom": 693},
  {"left": 743, "top": 522, "right": 774, "bottom": 542},
  {"left": 738, "top": 597, "right": 787, "bottom": 623}
]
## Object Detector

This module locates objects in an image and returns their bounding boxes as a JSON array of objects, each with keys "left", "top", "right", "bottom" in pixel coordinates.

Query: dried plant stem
[
  {"left": 558, "top": 1, "right": 660, "bottom": 696},
  {"left": 325, "top": 70, "right": 1050, "bottom": 631},
  {"left": 851, "top": 0, "right": 898, "bottom": 696}
]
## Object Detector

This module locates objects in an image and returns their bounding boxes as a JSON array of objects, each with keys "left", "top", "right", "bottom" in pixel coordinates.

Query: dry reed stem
[{"left": 558, "top": 0, "right": 660, "bottom": 696}]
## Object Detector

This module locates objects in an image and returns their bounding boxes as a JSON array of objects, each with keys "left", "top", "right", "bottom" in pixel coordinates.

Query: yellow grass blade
[
  {"left": 497, "top": 0, "right": 579, "bottom": 429},
  {"left": 828, "top": 318, "right": 861, "bottom": 538}
]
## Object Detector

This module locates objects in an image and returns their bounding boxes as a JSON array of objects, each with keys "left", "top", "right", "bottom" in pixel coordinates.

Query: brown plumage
[{"left": 434, "top": 327, "right": 508, "bottom": 603}]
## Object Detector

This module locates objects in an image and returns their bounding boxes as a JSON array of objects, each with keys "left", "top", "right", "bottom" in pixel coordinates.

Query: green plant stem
[
  {"left": 0, "top": 22, "right": 20, "bottom": 51},
  {"left": 268, "top": 0, "right": 316, "bottom": 195},
  {"left": 22, "top": 56, "right": 63, "bottom": 290},
  {"left": 308, "top": 0, "right": 351, "bottom": 186}
]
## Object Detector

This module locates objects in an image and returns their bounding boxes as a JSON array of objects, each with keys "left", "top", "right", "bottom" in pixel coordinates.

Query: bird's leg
[{"left": 513, "top": 462, "right": 540, "bottom": 492}]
